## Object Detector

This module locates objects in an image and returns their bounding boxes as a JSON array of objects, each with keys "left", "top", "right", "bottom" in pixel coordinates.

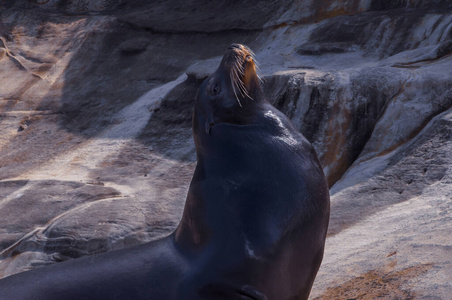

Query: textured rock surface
[{"left": 0, "top": 0, "right": 451, "bottom": 298}]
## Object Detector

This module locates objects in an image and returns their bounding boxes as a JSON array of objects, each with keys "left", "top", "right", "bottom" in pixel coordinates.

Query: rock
[{"left": 0, "top": 1, "right": 451, "bottom": 298}]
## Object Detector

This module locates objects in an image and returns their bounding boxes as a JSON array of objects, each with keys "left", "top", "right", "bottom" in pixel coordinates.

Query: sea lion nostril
[{"left": 228, "top": 44, "right": 241, "bottom": 50}]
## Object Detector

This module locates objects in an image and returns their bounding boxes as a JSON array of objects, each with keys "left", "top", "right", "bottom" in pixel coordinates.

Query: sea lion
[{"left": 0, "top": 44, "right": 330, "bottom": 300}]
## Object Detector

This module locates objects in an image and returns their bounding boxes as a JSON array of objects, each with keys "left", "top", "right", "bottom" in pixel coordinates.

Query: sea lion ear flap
[{"left": 243, "top": 56, "right": 258, "bottom": 95}]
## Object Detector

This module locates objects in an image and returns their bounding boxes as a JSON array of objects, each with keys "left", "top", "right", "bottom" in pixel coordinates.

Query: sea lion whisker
[
  {"left": 232, "top": 64, "right": 239, "bottom": 79},
  {"left": 230, "top": 73, "right": 243, "bottom": 107},
  {"left": 235, "top": 60, "right": 245, "bottom": 76},
  {"left": 237, "top": 77, "right": 247, "bottom": 99},
  {"left": 231, "top": 68, "right": 237, "bottom": 86},
  {"left": 236, "top": 96, "right": 243, "bottom": 107},
  {"left": 237, "top": 77, "right": 246, "bottom": 92},
  {"left": 235, "top": 62, "right": 254, "bottom": 100},
  {"left": 237, "top": 63, "right": 245, "bottom": 76},
  {"left": 233, "top": 56, "right": 241, "bottom": 68},
  {"left": 232, "top": 68, "right": 245, "bottom": 98},
  {"left": 230, "top": 72, "right": 238, "bottom": 93},
  {"left": 234, "top": 70, "right": 249, "bottom": 101},
  {"left": 240, "top": 84, "right": 253, "bottom": 100},
  {"left": 244, "top": 45, "right": 255, "bottom": 56},
  {"left": 235, "top": 75, "right": 253, "bottom": 100}
]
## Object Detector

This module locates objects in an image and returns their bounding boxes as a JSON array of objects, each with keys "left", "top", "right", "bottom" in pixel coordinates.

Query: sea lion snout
[{"left": 221, "top": 44, "right": 260, "bottom": 106}]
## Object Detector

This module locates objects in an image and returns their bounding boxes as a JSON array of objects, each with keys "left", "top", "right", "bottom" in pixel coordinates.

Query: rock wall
[{"left": 0, "top": 1, "right": 451, "bottom": 298}]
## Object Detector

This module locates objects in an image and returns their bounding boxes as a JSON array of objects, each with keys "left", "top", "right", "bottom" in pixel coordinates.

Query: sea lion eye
[{"left": 212, "top": 84, "right": 220, "bottom": 95}]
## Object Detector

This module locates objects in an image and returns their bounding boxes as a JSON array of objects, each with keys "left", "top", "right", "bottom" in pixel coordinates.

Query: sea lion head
[{"left": 194, "top": 44, "right": 264, "bottom": 136}]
